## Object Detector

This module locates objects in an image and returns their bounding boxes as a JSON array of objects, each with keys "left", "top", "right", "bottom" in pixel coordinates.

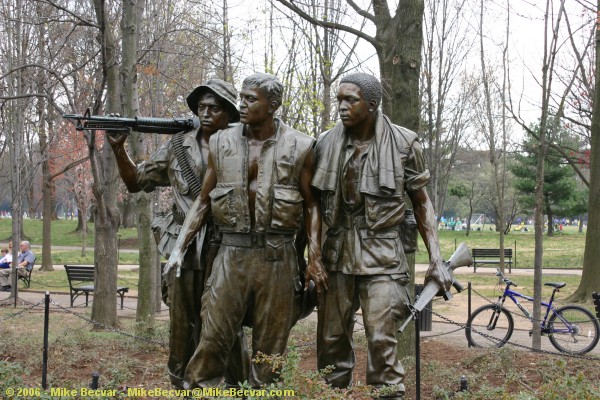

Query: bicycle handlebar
[{"left": 495, "top": 268, "right": 517, "bottom": 287}]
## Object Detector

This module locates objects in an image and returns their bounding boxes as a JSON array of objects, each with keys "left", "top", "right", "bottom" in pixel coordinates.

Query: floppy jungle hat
[{"left": 186, "top": 78, "right": 240, "bottom": 122}]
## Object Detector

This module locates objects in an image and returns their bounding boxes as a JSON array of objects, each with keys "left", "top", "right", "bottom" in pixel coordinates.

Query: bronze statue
[
  {"left": 312, "top": 73, "right": 452, "bottom": 399},
  {"left": 107, "top": 79, "right": 249, "bottom": 388},
  {"left": 165, "top": 72, "right": 329, "bottom": 389}
]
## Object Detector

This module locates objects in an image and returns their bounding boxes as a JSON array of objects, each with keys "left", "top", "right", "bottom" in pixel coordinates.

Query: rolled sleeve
[
  {"left": 137, "top": 141, "right": 172, "bottom": 192},
  {"left": 404, "top": 140, "right": 430, "bottom": 192}
]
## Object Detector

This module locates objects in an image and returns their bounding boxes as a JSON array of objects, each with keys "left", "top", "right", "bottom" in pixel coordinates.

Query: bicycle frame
[
  {"left": 496, "top": 287, "right": 554, "bottom": 331},
  {"left": 493, "top": 271, "right": 575, "bottom": 335}
]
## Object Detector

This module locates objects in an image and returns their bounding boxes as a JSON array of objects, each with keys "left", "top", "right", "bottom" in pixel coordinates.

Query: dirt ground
[{"left": 2, "top": 270, "right": 599, "bottom": 399}]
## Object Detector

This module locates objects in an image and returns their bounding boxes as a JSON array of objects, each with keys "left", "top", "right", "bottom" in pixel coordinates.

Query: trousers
[
  {"left": 317, "top": 272, "right": 411, "bottom": 393},
  {"left": 166, "top": 246, "right": 249, "bottom": 388},
  {"left": 184, "top": 242, "right": 299, "bottom": 388}
]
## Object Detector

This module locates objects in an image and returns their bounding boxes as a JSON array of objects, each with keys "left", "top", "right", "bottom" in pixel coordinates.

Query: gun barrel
[{"left": 63, "top": 113, "right": 199, "bottom": 134}]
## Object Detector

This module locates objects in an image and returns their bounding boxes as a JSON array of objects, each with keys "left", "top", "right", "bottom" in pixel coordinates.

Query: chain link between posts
[
  {"left": 0, "top": 298, "right": 45, "bottom": 322},
  {"left": 431, "top": 309, "right": 600, "bottom": 362},
  {"left": 1, "top": 295, "right": 168, "bottom": 347}
]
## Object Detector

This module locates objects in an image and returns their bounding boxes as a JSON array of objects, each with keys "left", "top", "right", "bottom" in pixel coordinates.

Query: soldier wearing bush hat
[
  {"left": 107, "top": 78, "right": 249, "bottom": 389},
  {"left": 186, "top": 78, "right": 240, "bottom": 122}
]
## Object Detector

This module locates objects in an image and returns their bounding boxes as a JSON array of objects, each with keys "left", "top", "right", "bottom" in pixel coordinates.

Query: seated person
[
  {"left": 0, "top": 241, "right": 13, "bottom": 269},
  {"left": 0, "top": 241, "right": 35, "bottom": 291},
  {"left": 0, "top": 248, "right": 10, "bottom": 269}
]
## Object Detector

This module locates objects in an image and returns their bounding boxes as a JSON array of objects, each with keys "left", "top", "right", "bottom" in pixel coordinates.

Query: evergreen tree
[{"left": 511, "top": 123, "right": 586, "bottom": 236}]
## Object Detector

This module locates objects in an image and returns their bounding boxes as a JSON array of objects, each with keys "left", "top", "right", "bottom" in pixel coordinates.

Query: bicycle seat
[{"left": 544, "top": 282, "right": 566, "bottom": 289}]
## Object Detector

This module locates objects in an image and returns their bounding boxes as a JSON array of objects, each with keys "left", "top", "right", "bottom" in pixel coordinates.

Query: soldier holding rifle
[
  {"left": 312, "top": 73, "right": 452, "bottom": 399},
  {"left": 165, "top": 72, "right": 329, "bottom": 389},
  {"left": 106, "top": 79, "right": 249, "bottom": 389}
]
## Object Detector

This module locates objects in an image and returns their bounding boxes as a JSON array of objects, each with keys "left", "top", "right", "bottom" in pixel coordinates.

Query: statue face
[
  {"left": 197, "top": 93, "right": 229, "bottom": 135},
  {"left": 337, "top": 83, "right": 371, "bottom": 128},
  {"left": 239, "top": 86, "right": 272, "bottom": 125}
]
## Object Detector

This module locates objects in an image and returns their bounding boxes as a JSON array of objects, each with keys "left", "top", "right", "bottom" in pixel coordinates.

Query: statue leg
[
  {"left": 248, "top": 243, "right": 297, "bottom": 387},
  {"left": 359, "top": 274, "right": 409, "bottom": 397},
  {"left": 183, "top": 246, "right": 250, "bottom": 388},
  {"left": 317, "top": 271, "right": 360, "bottom": 388},
  {"left": 167, "top": 266, "right": 204, "bottom": 388},
  {"left": 223, "top": 329, "right": 250, "bottom": 387}
]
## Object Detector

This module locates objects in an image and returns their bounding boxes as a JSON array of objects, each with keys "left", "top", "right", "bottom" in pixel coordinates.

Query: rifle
[
  {"left": 398, "top": 242, "right": 473, "bottom": 333},
  {"left": 63, "top": 108, "right": 199, "bottom": 134}
]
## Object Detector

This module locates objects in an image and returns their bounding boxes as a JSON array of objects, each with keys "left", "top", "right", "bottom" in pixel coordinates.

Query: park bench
[
  {"left": 64, "top": 264, "right": 129, "bottom": 309},
  {"left": 471, "top": 248, "right": 514, "bottom": 273},
  {"left": 18, "top": 257, "right": 35, "bottom": 288},
  {"left": 593, "top": 292, "right": 600, "bottom": 320}
]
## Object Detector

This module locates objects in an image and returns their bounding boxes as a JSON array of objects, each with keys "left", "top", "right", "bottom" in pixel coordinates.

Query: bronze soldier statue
[
  {"left": 166, "top": 72, "right": 329, "bottom": 389},
  {"left": 312, "top": 73, "right": 452, "bottom": 399},
  {"left": 107, "top": 79, "right": 249, "bottom": 388}
]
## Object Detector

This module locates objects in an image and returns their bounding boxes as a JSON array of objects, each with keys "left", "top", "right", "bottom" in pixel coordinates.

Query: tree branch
[
  {"left": 274, "top": 0, "right": 378, "bottom": 48},
  {"left": 34, "top": 0, "right": 99, "bottom": 28},
  {"left": 345, "top": 0, "right": 375, "bottom": 22},
  {"left": 0, "top": 93, "right": 47, "bottom": 100},
  {"left": 0, "top": 63, "right": 76, "bottom": 111},
  {"left": 49, "top": 157, "right": 90, "bottom": 181}
]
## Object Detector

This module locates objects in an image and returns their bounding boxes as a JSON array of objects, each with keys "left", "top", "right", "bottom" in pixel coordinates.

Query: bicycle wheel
[
  {"left": 465, "top": 304, "right": 514, "bottom": 348},
  {"left": 547, "top": 305, "right": 599, "bottom": 355}
]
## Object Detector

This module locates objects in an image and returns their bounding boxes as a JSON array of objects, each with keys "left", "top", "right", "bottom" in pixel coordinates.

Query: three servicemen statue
[{"left": 103, "top": 72, "right": 453, "bottom": 399}]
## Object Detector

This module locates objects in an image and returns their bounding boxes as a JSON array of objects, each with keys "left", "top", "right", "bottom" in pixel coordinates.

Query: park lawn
[
  {"left": 25, "top": 268, "right": 140, "bottom": 294},
  {"left": 0, "top": 218, "right": 138, "bottom": 248},
  {"left": 41, "top": 250, "right": 141, "bottom": 266},
  {"left": 415, "top": 225, "right": 586, "bottom": 269},
  {"left": 0, "top": 218, "right": 141, "bottom": 264},
  {"left": 0, "top": 219, "right": 588, "bottom": 269}
]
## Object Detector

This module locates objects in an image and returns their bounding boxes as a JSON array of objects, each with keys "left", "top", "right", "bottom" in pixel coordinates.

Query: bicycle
[{"left": 465, "top": 268, "right": 600, "bottom": 354}]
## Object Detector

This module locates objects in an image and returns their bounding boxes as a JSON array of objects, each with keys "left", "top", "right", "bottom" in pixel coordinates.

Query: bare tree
[
  {"left": 121, "top": 0, "right": 157, "bottom": 332},
  {"left": 421, "top": 0, "right": 473, "bottom": 219},
  {"left": 569, "top": 0, "right": 600, "bottom": 303},
  {"left": 87, "top": 0, "right": 122, "bottom": 326},
  {"left": 275, "top": 0, "right": 426, "bottom": 131}
]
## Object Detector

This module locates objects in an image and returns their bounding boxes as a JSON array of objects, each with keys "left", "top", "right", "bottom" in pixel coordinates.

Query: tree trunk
[
  {"left": 121, "top": 197, "right": 136, "bottom": 228},
  {"left": 37, "top": 5, "right": 54, "bottom": 271},
  {"left": 90, "top": 0, "right": 122, "bottom": 327},
  {"left": 122, "top": 0, "right": 156, "bottom": 333},
  {"left": 377, "top": 1, "right": 424, "bottom": 131},
  {"left": 373, "top": 1, "right": 425, "bottom": 362},
  {"left": 568, "top": 0, "right": 600, "bottom": 302},
  {"left": 546, "top": 202, "right": 554, "bottom": 237},
  {"left": 74, "top": 210, "right": 86, "bottom": 232}
]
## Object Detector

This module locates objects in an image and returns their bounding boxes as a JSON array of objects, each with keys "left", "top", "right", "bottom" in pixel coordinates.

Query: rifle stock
[
  {"left": 63, "top": 108, "right": 199, "bottom": 134},
  {"left": 398, "top": 242, "right": 473, "bottom": 333}
]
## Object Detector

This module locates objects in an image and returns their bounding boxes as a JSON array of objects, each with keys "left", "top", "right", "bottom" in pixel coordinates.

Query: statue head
[
  {"left": 186, "top": 78, "right": 240, "bottom": 123},
  {"left": 340, "top": 73, "right": 382, "bottom": 108},
  {"left": 242, "top": 73, "right": 283, "bottom": 111}
]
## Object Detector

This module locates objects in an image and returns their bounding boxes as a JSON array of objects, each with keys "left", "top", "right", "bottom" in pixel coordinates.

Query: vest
[{"left": 208, "top": 120, "right": 315, "bottom": 235}]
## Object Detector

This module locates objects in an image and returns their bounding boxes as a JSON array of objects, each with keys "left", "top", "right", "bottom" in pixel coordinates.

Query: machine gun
[
  {"left": 63, "top": 108, "right": 199, "bottom": 134},
  {"left": 398, "top": 242, "right": 473, "bottom": 333}
]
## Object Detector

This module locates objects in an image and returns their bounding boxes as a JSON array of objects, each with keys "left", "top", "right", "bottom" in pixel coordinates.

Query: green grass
[
  {"left": 0, "top": 219, "right": 588, "bottom": 269},
  {"left": 46, "top": 250, "right": 141, "bottom": 265},
  {"left": 26, "top": 268, "right": 140, "bottom": 293},
  {"left": 0, "top": 218, "right": 141, "bottom": 264},
  {"left": 415, "top": 225, "right": 586, "bottom": 269},
  {"left": 416, "top": 269, "right": 584, "bottom": 301},
  {"left": 0, "top": 218, "right": 138, "bottom": 247}
]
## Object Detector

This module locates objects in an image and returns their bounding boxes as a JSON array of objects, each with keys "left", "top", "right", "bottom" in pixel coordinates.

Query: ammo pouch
[{"left": 400, "top": 209, "right": 418, "bottom": 254}]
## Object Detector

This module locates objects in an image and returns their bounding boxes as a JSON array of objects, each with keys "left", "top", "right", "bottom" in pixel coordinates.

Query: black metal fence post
[
  {"left": 467, "top": 282, "right": 472, "bottom": 348},
  {"left": 415, "top": 310, "right": 421, "bottom": 400},
  {"left": 42, "top": 291, "right": 50, "bottom": 389}
]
